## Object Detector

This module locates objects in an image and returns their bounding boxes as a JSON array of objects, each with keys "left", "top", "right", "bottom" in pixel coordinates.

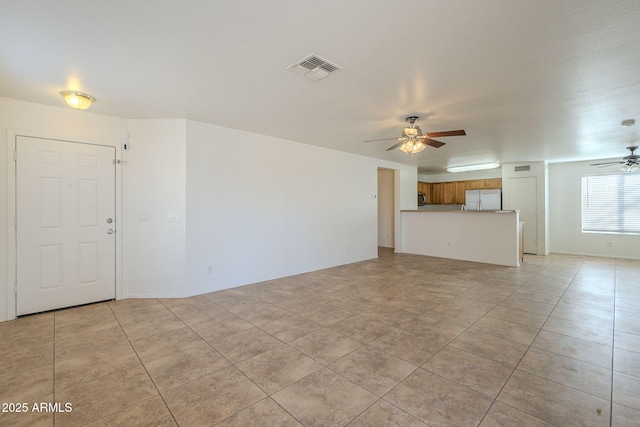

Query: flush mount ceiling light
[
  {"left": 621, "top": 119, "right": 636, "bottom": 127},
  {"left": 447, "top": 162, "right": 501, "bottom": 173},
  {"left": 60, "top": 91, "right": 95, "bottom": 110}
]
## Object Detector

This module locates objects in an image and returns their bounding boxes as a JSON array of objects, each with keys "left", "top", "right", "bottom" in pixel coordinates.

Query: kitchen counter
[{"left": 400, "top": 210, "right": 521, "bottom": 267}]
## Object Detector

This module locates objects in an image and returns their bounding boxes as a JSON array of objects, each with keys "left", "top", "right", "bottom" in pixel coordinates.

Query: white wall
[
  {"left": 549, "top": 160, "right": 640, "bottom": 259},
  {"left": 184, "top": 120, "right": 417, "bottom": 294},
  {"left": 377, "top": 168, "right": 394, "bottom": 248},
  {"left": 122, "top": 120, "right": 187, "bottom": 297}
]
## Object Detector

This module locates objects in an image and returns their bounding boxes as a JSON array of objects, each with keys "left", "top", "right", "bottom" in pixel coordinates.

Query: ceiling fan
[
  {"left": 590, "top": 146, "right": 639, "bottom": 172},
  {"left": 364, "top": 116, "right": 466, "bottom": 155}
]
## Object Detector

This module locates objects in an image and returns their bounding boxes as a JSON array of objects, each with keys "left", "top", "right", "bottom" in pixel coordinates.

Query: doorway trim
[{"left": 6, "top": 129, "right": 123, "bottom": 320}]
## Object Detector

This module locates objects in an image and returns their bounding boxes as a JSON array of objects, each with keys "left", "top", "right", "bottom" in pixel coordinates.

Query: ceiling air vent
[
  {"left": 514, "top": 165, "right": 531, "bottom": 172},
  {"left": 287, "top": 54, "right": 342, "bottom": 81}
]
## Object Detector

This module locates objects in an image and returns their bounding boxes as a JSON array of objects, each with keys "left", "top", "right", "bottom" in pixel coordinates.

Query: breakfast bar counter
[{"left": 400, "top": 210, "right": 521, "bottom": 267}]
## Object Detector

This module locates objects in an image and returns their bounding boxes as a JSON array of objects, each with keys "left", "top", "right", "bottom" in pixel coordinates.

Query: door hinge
[
  {"left": 13, "top": 217, "right": 17, "bottom": 228},
  {"left": 14, "top": 150, "right": 17, "bottom": 161},
  {"left": 14, "top": 283, "right": 17, "bottom": 294}
]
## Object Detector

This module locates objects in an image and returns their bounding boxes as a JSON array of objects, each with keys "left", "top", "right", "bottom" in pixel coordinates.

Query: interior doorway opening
[{"left": 377, "top": 168, "right": 395, "bottom": 249}]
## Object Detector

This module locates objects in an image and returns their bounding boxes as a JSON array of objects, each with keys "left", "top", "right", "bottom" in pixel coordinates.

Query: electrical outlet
[{"left": 208, "top": 265, "right": 213, "bottom": 273}]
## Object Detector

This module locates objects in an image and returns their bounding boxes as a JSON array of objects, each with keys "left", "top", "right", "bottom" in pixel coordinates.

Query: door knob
[
  {"left": 107, "top": 229, "right": 114, "bottom": 234},
  {"left": 106, "top": 218, "right": 113, "bottom": 223}
]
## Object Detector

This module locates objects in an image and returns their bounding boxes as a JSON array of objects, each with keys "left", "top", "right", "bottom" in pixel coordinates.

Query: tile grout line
[
  {"left": 51, "top": 253, "right": 632, "bottom": 426},
  {"left": 106, "top": 299, "right": 181, "bottom": 427},
  {"left": 610, "top": 259, "right": 619, "bottom": 427},
  {"left": 158, "top": 294, "right": 418, "bottom": 425},
  {"left": 155, "top": 298, "right": 308, "bottom": 426},
  {"left": 475, "top": 255, "right": 586, "bottom": 426},
  {"left": 156, "top": 296, "right": 315, "bottom": 425},
  {"left": 284, "top": 256, "right": 544, "bottom": 425},
  {"left": 445, "top": 262, "right": 546, "bottom": 426},
  {"left": 205, "top": 296, "right": 385, "bottom": 426},
  {"left": 52, "top": 311, "right": 56, "bottom": 427},
  {"left": 281, "top": 262, "right": 522, "bottom": 424}
]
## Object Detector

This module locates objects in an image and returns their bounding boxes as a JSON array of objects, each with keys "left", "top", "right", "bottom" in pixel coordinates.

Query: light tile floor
[{"left": 1, "top": 249, "right": 639, "bottom": 426}]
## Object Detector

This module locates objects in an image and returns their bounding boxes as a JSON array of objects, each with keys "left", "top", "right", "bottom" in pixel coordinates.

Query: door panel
[{"left": 16, "top": 136, "right": 116, "bottom": 315}]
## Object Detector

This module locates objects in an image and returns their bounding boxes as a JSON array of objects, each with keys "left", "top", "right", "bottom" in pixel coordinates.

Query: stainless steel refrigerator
[{"left": 465, "top": 189, "right": 502, "bottom": 210}]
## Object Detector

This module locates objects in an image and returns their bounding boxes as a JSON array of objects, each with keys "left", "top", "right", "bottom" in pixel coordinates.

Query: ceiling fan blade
[
  {"left": 425, "top": 138, "right": 446, "bottom": 148},
  {"left": 427, "top": 130, "right": 466, "bottom": 138},
  {"left": 590, "top": 161, "right": 622, "bottom": 166},
  {"left": 386, "top": 141, "right": 406, "bottom": 151},
  {"left": 364, "top": 137, "right": 400, "bottom": 142}
]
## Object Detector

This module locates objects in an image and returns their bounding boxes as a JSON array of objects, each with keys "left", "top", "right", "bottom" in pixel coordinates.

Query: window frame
[{"left": 581, "top": 172, "right": 640, "bottom": 236}]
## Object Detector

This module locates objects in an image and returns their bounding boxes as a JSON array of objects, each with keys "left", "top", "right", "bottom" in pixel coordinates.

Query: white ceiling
[{"left": 2, "top": 0, "right": 640, "bottom": 173}]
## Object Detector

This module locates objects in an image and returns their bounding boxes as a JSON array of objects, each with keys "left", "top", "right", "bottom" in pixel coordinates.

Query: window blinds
[{"left": 581, "top": 173, "right": 640, "bottom": 234}]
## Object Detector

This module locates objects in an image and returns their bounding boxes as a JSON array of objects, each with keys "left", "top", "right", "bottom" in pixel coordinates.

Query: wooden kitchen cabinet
[
  {"left": 423, "top": 182, "right": 432, "bottom": 203},
  {"left": 466, "top": 179, "right": 485, "bottom": 190},
  {"left": 455, "top": 181, "right": 467, "bottom": 204},
  {"left": 418, "top": 177, "right": 501, "bottom": 204},
  {"left": 485, "top": 178, "right": 502, "bottom": 189},
  {"left": 432, "top": 182, "right": 444, "bottom": 204},
  {"left": 418, "top": 181, "right": 432, "bottom": 203},
  {"left": 443, "top": 182, "right": 456, "bottom": 204}
]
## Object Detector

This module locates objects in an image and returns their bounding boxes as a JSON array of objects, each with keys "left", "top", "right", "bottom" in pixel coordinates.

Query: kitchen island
[{"left": 400, "top": 210, "right": 521, "bottom": 267}]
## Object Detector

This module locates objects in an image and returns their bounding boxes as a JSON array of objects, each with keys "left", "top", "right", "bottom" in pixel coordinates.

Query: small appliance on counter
[{"left": 418, "top": 192, "right": 426, "bottom": 206}]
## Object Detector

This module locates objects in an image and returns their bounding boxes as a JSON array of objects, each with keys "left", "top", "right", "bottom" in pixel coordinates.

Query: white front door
[{"left": 16, "top": 136, "right": 116, "bottom": 315}]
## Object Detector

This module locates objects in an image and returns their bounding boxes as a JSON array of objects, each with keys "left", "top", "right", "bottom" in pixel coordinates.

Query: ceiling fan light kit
[
  {"left": 365, "top": 116, "right": 466, "bottom": 156},
  {"left": 447, "top": 163, "right": 501, "bottom": 173},
  {"left": 621, "top": 163, "right": 639, "bottom": 172},
  {"left": 590, "top": 146, "right": 639, "bottom": 172},
  {"left": 399, "top": 139, "right": 426, "bottom": 155}
]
